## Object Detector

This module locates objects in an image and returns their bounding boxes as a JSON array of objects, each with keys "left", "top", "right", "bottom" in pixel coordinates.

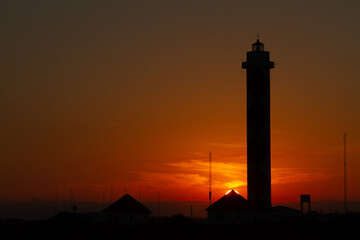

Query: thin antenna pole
[
  {"left": 158, "top": 191, "right": 160, "bottom": 217},
  {"left": 55, "top": 187, "right": 58, "bottom": 213},
  {"left": 209, "top": 151, "right": 212, "bottom": 205},
  {"left": 72, "top": 190, "right": 76, "bottom": 212},
  {"left": 139, "top": 187, "right": 142, "bottom": 202},
  {"left": 69, "top": 186, "right": 72, "bottom": 211},
  {"left": 190, "top": 205, "right": 193, "bottom": 219},
  {"left": 102, "top": 191, "right": 105, "bottom": 209},
  {"left": 344, "top": 132, "right": 347, "bottom": 213}
]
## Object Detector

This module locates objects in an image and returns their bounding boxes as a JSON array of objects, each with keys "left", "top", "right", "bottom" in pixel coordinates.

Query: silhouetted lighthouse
[{"left": 242, "top": 39, "right": 274, "bottom": 209}]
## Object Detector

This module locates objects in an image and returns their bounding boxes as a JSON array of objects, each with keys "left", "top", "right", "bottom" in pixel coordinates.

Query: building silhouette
[
  {"left": 68, "top": 194, "right": 152, "bottom": 224},
  {"left": 102, "top": 194, "right": 151, "bottom": 224},
  {"left": 206, "top": 190, "right": 253, "bottom": 224},
  {"left": 242, "top": 38, "right": 274, "bottom": 209},
  {"left": 206, "top": 189, "right": 299, "bottom": 224}
]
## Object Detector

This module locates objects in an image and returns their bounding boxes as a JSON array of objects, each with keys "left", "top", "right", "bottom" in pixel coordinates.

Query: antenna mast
[
  {"left": 158, "top": 191, "right": 160, "bottom": 217},
  {"left": 69, "top": 186, "right": 72, "bottom": 211},
  {"left": 209, "top": 151, "right": 212, "bottom": 205},
  {"left": 344, "top": 132, "right": 347, "bottom": 213},
  {"left": 102, "top": 191, "right": 105, "bottom": 209},
  {"left": 55, "top": 187, "right": 58, "bottom": 213},
  {"left": 139, "top": 187, "right": 142, "bottom": 202},
  {"left": 72, "top": 190, "right": 77, "bottom": 212}
]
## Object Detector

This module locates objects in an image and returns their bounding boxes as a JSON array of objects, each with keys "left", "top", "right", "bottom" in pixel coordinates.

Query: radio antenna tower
[
  {"left": 69, "top": 186, "right": 72, "bottom": 211},
  {"left": 158, "top": 191, "right": 160, "bottom": 217},
  {"left": 344, "top": 132, "right": 347, "bottom": 213},
  {"left": 102, "top": 191, "right": 105, "bottom": 209},
  {"left": 209, "top": 151, "right": 212, "bottom": 205},
  {"left": 55, "top": 187, "right": 58, "bottom": 213},
  {"left": 139, "top": 187, "right": 142, "bottom": 202}
]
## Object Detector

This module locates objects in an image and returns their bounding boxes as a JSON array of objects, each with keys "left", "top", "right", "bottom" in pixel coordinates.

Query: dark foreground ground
[{"left": 1, "top": 212, "right": 359, "bottom": 240}]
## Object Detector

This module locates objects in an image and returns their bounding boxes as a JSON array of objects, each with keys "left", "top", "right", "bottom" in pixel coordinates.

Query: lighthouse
[
  {"left": 242, "top": 39, "right": 274, "bottom": 209},
  {"left": 206, "top": 40, "right": 300, "bottom": 224}
]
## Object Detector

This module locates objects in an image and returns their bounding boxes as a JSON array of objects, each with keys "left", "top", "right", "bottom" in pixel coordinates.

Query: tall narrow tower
[{"left": 242, "top": 38, "right": 274, "bottom": 209}]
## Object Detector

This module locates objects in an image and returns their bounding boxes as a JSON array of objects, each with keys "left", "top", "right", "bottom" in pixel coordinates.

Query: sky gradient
[{"left": 1, "top": 0, "right": 360, "bottom": 207}]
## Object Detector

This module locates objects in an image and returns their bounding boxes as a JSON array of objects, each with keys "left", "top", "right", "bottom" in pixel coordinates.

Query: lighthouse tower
[{"left": 242, "top": 39, "right": 274, "bottom": 209}]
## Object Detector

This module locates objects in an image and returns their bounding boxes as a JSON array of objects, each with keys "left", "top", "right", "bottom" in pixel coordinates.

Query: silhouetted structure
[
  {"left": 209, "top": 151, "right": 212, "bottom": 205},
  {"left": 54, "top": 194, "right": 151, "bottom": 224},
  {"left": 344, "top": 132, "right": 347, "bottom": 213},
  {"left": 242, "top": 39, "right": 274, "bottom": 209},
  {"left": 300, "top": 194, "right": 311, "bottom": 214},
  {"left": 102, "top": 194, "right": 151, "bottom": 224},
  {"left": 206, "top": 190, "right": 299, "bottom": 224},
  {"left": 206, "top": 190, "right": 253, "bottom": 224}
]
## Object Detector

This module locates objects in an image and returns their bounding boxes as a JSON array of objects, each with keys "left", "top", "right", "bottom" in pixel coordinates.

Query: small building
[
  {"left": 206, "top": 190, "right": 300, "bottom": 224},
  {"left": 206, "top": 190, "right": 256, "bottom": 224},
  {"left": 101, "top": 194, "right": 152, "bottom": 224}
]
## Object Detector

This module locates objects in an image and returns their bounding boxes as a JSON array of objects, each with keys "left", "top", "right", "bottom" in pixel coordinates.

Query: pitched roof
[
  {"left": 102, "top": 194, "right": 151, "bottom": 214},
  {"left": 206, "top": 190, "right": 251, "bottom": 212}
]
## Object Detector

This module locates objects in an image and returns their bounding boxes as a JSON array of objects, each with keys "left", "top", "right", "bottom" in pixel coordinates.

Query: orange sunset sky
[{"left": 1, "top": 1, "right": 360, "bottom": 206}]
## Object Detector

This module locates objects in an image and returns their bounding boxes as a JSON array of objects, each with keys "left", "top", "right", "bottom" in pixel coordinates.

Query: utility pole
[
  {"left": 158, "top": 191, "right": 160, "bottom": 217},
  {"left": 69, "top": 186, "right": 72, "bottom": 212},
  {"left": 55, "top": 187, "right": 58, "bottom": 214},
  {"left": 209, "top": 151, "right": 212, "bottom": 206},
  {"left": 344, "top": 132, "right": 347, "bottom": 213},
  {"left": 102, "top": 191, "right": 105, "bottom": 209},
  {"left": 190, "top": 205, "right": 193, "bottom": 219},
  {"left": 139, "top": 187, "right": 142, "bottom": 202}
]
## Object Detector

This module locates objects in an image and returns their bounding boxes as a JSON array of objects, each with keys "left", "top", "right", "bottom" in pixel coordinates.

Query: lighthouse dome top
[{"left": 252, "top": 39, "right": 264, "bottom": 52}]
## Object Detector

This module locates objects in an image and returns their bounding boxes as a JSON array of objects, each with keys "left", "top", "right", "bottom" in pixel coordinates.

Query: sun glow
[
  {"left": 224, "top": 180, "right": 246, "bottom": 189},
  {"left": 225, "top": 189, "right": 240, "bottom": 195}
]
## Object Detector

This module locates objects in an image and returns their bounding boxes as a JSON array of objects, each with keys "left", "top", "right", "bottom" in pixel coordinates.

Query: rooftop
[
  {"left": 206, "top": 190, "right": 251, "bottom": 212},
  {"left": 102, "top": 194, "right": 151, "bottom": 214}
]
